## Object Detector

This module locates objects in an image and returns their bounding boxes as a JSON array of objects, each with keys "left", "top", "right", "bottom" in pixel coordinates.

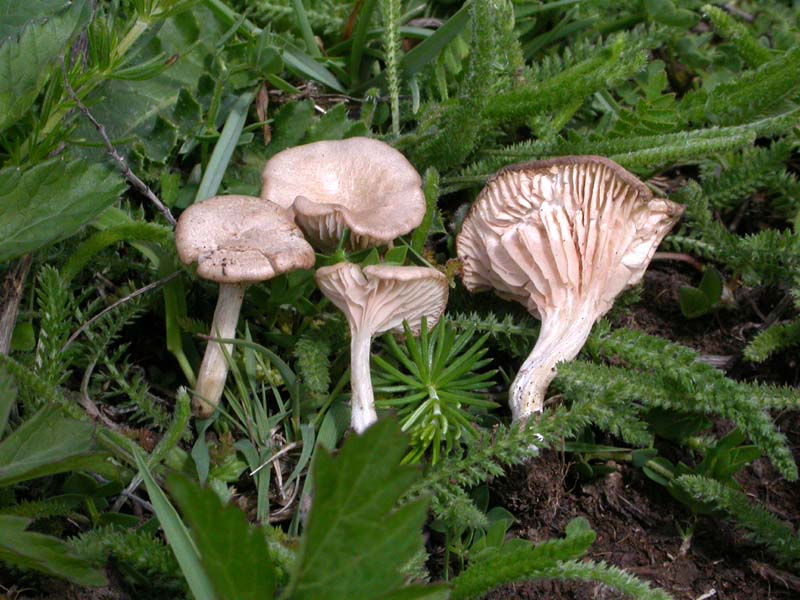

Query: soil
[{"left": 474, "top": 265, "right": 800, "bottom": 599}]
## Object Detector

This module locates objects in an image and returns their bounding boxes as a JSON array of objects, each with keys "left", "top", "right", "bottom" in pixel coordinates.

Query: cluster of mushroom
[
  {"left": 176, "top": 138, "right": 448, "bottom": 433},
  {"left": 176, "top": 140, "right": 683, "bottom": 431}
]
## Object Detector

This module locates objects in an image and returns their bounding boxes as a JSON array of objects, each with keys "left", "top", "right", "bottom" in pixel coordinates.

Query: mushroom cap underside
[
  {"left": 175, "top": 195, "right": 315, "bottom": 284},
  {"left": 261, "top": 137, "right": 425, "bottom": 248},
  {"left": 456, "top": 156, "right": 684, "bottom": 318},
  {"left": 315, "top": 262, "right": 448, "bottom": 335}
]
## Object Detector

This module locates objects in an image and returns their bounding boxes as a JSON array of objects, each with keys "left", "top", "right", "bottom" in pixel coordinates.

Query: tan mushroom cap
[
  {"left": 175, "top": 195, "right": 315, "bottom": 283},
  {"left": 261, "top": 137, "right": 425, "bottom": 250},
  {"left": 315, "top": 263, "right": 448, "bottom": 335},
  {"left": 456, "top": 156, "right": 684, "bottom": 318}
]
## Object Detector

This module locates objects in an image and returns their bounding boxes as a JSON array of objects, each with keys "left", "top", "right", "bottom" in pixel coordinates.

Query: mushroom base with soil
[{"left": 509, "top": 302, "right": 597, "bottom": 421}]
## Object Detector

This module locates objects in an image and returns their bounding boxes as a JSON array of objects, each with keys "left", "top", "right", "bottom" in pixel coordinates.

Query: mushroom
[
  {"left": 261, "top": 137, "right": 426, "bottom": 250},
  {"left": 175, "top": 195, "right": 315, "bottom": 417},
  {"left": 315, "top": 262, "right": 448, "bottom": 432},
  {"left": 456, "top": 156, "right": 684, "bottom": 421}
]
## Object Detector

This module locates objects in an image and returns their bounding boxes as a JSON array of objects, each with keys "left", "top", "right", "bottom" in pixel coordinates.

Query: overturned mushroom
[
  {"left": 176, "top": 195, "right": 315, "bottom": 417},
  {"left": 315, "top": 263, "right": 448, "bottom": 432},
  {"left": 261, "top": 137, "right": 425, "bottom": 250},
  {"left": 457, "top": 156, "right": 684, "bottom": 421}
]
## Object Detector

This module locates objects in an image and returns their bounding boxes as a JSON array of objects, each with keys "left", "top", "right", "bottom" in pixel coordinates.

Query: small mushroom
[
  {"left": 456, "top": 156, "right": 684, "bottom": 421},
  {"left": 261, "top": 137, "right": 425, "bottom": 250},
  {"left": 315, "top": 263, "right": 448, "bottom": 432},
  {"left": 175, "top": 195, "right": 315, "bottom": 417}
]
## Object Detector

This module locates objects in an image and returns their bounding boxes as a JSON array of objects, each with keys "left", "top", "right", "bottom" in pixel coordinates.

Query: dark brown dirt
[
  {"left": 477, "top": 265, "right": 800, "bottom": 599},
  {"left": 481, "top": 442, "right": 800, "bottom": 599}
]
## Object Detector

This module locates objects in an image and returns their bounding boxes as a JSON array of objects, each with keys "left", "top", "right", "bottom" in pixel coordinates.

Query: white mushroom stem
[
  {"left": 193, "top": 282, "right": 246, "bottom": 417},
  {"left": 350, "top": 329, "right": 378, "bottom": 433},
  {"left": 510, "top": 303, "right": 597, "bottom": 421}
]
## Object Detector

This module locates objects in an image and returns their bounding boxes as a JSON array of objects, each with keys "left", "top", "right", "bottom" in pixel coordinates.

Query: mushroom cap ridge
[
  {"left": 261, "top": 137, "right": 425, "bottom": 249},
  {"left": 456, "top": 155, "right": 684, "bottom": 317},
  {"left": 175, "top": 195, "right": 315, "bottom": 284},
  {"left": 315, "top": 262, "right": 448, "bottom": 335}
]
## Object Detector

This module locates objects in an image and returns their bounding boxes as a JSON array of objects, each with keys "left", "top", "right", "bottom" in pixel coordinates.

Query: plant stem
[
  {"left": 193, "top": 283, "right": 246, "bottom": 417},
  {"left": 510, "top": 303, "right": 596, "bottom": 420},
  {"left": 350, "top": 330, "right": 377, "bottom": 433}
]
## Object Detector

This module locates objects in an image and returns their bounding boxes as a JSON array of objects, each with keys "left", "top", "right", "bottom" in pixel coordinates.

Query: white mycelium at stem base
[
  {"left": 508, "top": 302, "right": 596, "bottom": 420},
  {"left": 315, "top": 263, "right": 448, "bottom": 433},
  {"left": 193, "top": 282, "right": 245, "bottom": 415},
  {"left": 457, "top": 156, "right": 685, "bottom": 421}
]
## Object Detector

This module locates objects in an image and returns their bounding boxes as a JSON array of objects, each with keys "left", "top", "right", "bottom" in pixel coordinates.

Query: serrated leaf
[
  {"left": 265, "top": 100, "right": 315, "bottom": 158},
  {"left": 305, "top": 103, "right": 352, "bottom": 142},
  {"left": 0, "top": 407, "right": 107, "bottom": 487},
  {"left": 78, "top": 6, "right": 225, "bottom": 162},
  {"left": 168, "top": 474, "right": 276, "bottom": 600},
  {"left": 0, "top": 157, "right": 125, "bottom": 262},
  {"left": 0, "top": 515, "right": 106, "bottom": 586},
  {"left": 283, "top": 419, "right": 429, "bottom": 600},
  {"left": 0, "top": 0, "right": 89, "bottom": 131},
  {"left": 0, "top": 0, "right": 71, "bottom": 39}
]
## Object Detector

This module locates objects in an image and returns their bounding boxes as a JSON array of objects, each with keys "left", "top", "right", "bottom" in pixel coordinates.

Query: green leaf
[
  {"left": 10, "top": 321, "right": 36, "bottom": 352},
  {"left": 0, "top": 0, "right": 89, "bottom": 131},
  {"left": 642, "top": 457, "right": 675, "bottom": 487},
  {"left": 0, "top": 157, "right": 125, "bottom": 262},
  {"left": 195, "top": 89, "right": 256, "bottom": 202},
  {"left": 698, "top": 267, "right": 723, "bottom": 304},
  {"left": 134, "top": 448, "right": 216, "bottom": 600},
  {"left": 79, "top": 6, "right": 225, "bottom": 163},
  {"left": 0, "top": 0, "right": 71, "bottom": 39},
  {"left": 168, "top": 475, "right": 276, "bottom": 600},
  {"left": 0, "top": 408, "right": 107, "bottom": 487},
  {"left": 0, "top": 514, "right": 106, "bottom": 586},
  {"left": 678, "top": 286, "right": 712, "bottom": 319},
  {"left": 0, "top": 366, "right": 16, "bottom": 436},
  {"left": 283, "top": 419, "right": 429, "bottom": 600},
  {"left": 305, "top": 103, "right": 352, "bottom": 142},
  {"left": 265, "top": 100, "right": 315, "bottom": 158},
  {"left": 281, "top": 43, "right": 345, "bottom": 93}
]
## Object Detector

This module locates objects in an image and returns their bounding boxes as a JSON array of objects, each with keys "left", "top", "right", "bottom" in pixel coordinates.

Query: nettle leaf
[
  {"left": 283, "top": 419, "right": 430, "bottom": 600},
  {"left": 0, "top": 0, "right": 71, "bottom": 39},
  {"left": 0, "top": 515, "right": 107, "bottom": 586},
  {"left": 0, "top": 0, "right": 89, "bottom": 132},
  {"left": 80, "top": 6, "right": 225, "bottom": 163},
  {"left": 0, "top": 407, "right": 107, "bottom": 487},
  {"left": 0, "top": 157, "right": 125, "bottom": 262},
  {"left": 168, "top": 475, "right": 276, "bottom": 600}
]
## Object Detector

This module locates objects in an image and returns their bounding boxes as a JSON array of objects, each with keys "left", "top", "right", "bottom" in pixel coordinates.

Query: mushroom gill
[{"left": 456, "top": 156, "right": 684, "bottom": 421}]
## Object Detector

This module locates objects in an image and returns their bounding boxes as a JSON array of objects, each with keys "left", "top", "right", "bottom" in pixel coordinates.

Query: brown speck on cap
[{"left": 175, "top": 195, "right": 315, "bottom": 283}]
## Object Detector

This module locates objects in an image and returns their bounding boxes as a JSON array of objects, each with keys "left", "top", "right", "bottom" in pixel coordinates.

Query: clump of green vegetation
[{"left": 1, "top": 1, "right": 799, "bottom": 598}]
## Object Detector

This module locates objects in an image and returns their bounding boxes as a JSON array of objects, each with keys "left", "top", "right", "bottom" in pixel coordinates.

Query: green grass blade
[
  {"left": 195, "top": 89, "right": 256, "bottom": 203},
  {"left": 134, "top": 448, "right": 216, "bottom": 600}
]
